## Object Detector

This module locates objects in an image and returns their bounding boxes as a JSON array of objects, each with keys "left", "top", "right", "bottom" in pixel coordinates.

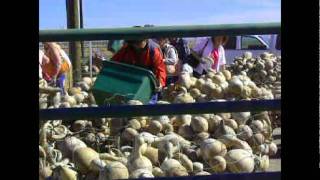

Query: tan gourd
[
  {"left": 200, "top": 138, "right": 227, "bottom": 162},
  {"left": 56, "top": 136, "right": 87, "bottom": 160},
  {"left": 207, "top": 115, "right": 223, "bottom": 133},
  {"left": 121, "top": 128, "right": 139, "bottom": 143},
  {"left": 237, "top": 125, "right": 253, "bottom": 141},
  {"left": 74, "top": 93, "right": 85, "bottom": 104},
  {"left": 231, "top": 112, "right": 251, "bottom": 126},
  {"left": 268, "top": 142, "right": 278, "bottom": 156},
  {"left": 82, "top": 77, "right": 93, "bottom": 86},
  {"left": 73, "top": 147, "right": 99, "bottom": 174},
  {"left": 153, "top": 167, "right": 165, "bottom": 177},
  {"left": 178, "top": 71, "right": 192, "bottom": 89},
  {"left": 68, "top": 87, "right": 82, "bottom": 95},
  {"left": 223, "top": 119, "right": 238, "bottom": 130},
  {"left": 228, "top": 77, "right": 243, "bottom": 96},
  {"left": 174, "top": 153, "right": 193, "bottom": 172},
  {"left": 192, "top": 162, "right": 203, "bottom": 174},
  {"left": 193, "top": 132, "right": 210, "bottom": 144},
  {"left": 191, "top": 116, "right": 208, "bottom": 133},
  {"left": 218, "top": 135, "right": 252, "bottom": 153},
  {"left": 52, "top": 166, "right": 78, "bottom": 180},
  {"left": 189, "top": 88, "right": 202, "bottom": 99},
  {"left": 212, "top": 75, "right": 226, "bottom": 85},
  {"left": 160, "top": 141, "right": 188, "bottom": 176},
  {"left": 248, "top": 133, "right": 265, "bottom": 147},
  {"left": 63, "top": 94, "right": 77, "bottom": 107},
  {"left": 98, "top": 161, "right": 129, "bottom": 180},
  {"left": 173, "top": 114, "right": 192, "bottom": 127},
  {"left": 174, "top": 87, "right": 195, "bottom": 103},
  {"left": 178, "top": 125, "right": 194, "bottom": 140},
  {"left": 213, "top": 120, "right": 236, "bottom": 139},
  {"left": 128, "top": 119, "right": 141, "bottom": 130},
  {"left": 208, "top": 156, "right": 226, "bottom": 173},
  {"left": 127, "top": 135, "right": 153, "bottom": 172},
  {"left": 250, "top": 120, "right": 264, "bottom": 133},
  {"left": 222, "top": 70, "right": 232, "bottom": 80},
  {"left": 143, "top": 146, "right": 159, "bottom": 166},
  {"left": 147, "top": 120, "right": 163, "bottom": 135},
  {"left": 195, "top": 78, "right": 206, "bottom": 91},
  {"left": 225, "top": 149, "right": 255, "bottom": 173}
]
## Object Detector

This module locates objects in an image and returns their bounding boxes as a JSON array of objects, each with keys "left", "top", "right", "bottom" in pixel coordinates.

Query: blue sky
[{"left": 39, "top": 0, "right": 281, "bottom": 30}]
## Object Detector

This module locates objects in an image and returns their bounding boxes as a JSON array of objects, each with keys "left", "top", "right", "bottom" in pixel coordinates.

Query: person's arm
[
  {"left": 111, "top": 45, "right": 126, "bottom": 62},
  {"left": 47, "top": 43, "right": 62, "bottom": 78},
  {"left": 153, "top": 48, "right": 167, "bottom": 87},
  {"left": 42, "top": 54, "right": 50, "bottom": 65},
  {"left": 59, "top": 49, "right": 72, "bottom": 68},
  {"left": 164, "top": 47, "right": 178, "bottom": 65},
  {"left": 219, "top": 46, "right": 227, "bottom": 70}
]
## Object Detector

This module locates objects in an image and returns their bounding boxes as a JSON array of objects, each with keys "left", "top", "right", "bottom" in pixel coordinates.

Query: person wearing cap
[
  {"left": 111, "top": 38, "right": 167, "bottom": 89},
  {"left": 42, "top": 42, "right": 72, "bottom": 94},
  {"left": 191, "top": 36, "right": 228, "bottom": 77}
]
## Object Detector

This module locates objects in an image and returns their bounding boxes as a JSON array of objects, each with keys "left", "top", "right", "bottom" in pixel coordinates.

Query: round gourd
[
  {"left": 200, "top": 138, "right": 227, "bottom": 161},
  {"left": 191, "top": 116, "right": 208, "bottom": 133},
  {"left": 231, "top": 112, "right": 251, "bottom": 125},
  {"left": 73, "top": 147, "right": 99, "bottom": 174},
  {"left": 237, "top": 125, "right": 253, "bottom": 141},
  {"left": 209, "top": 156, "right": 226, "bottom": 173},
  {"left": 225, "top": 149, "right": 255, "bottom": 173}
]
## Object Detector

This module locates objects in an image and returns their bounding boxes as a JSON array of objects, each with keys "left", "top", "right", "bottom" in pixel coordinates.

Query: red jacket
[{"left": 111, "top": 41, "right": 167, "bottom": 87}]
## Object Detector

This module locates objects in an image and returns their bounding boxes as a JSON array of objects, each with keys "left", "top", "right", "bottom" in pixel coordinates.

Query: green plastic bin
[{"left": 92, "top": 60, "right": 158, "bottom": 105}]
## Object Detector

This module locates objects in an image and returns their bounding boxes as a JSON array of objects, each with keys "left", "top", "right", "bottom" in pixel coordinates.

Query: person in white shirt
[
  {"left": 157, "top": 38, "right": 181, "bottom": 84},
  {"left": 191, "top": 36, "right": 228, "bottom": 77}
]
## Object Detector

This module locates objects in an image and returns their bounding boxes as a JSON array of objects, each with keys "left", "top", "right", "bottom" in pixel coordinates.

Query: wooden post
[
  {"left": 79, "top": 0, "right": 85, "bottom": 58},
  {"left": 67, "top": 0, "right": 82, "bottom": 86}
]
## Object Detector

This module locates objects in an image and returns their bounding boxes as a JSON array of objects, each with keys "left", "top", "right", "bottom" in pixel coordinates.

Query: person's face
[
  {"left": 213, "top": 36, "right": 224, "bottom": 46},
  {"left": 132, "top": 40, "right": 147, "bottom": 50},
  {"left": 158, "top": 39, "right": 166, "bottom": 47},
  {"left": 169, "top": 37, "right": 177, "bottom": 42}
]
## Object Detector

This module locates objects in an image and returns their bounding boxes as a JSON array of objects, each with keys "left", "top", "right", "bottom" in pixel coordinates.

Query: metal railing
[
  {"left": 39, "top": 99, "right": 280, "bottom": 121},
  {"left": 39, "top": 22, "right": 280, "bottom": 42}
]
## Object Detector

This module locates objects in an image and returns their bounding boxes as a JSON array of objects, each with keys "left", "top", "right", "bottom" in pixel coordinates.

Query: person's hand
[
  {"left": 155, "top": 84, "right": 163, "bottom": 92},
  {"left": 163, "top": 58, "right": 166, "bottom": 63},
  {"left": 50, "top": 76, "right": 57, "bottom": 86}
]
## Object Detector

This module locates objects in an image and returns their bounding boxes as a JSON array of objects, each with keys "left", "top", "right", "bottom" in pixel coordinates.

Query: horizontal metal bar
[
  {"left": 39, "top": 99, "right": 280, "bottom": 121},
  {"left": 141, "top": 171, "right": 281, "bottom": 180},
  {"left": 39, "top": 22, "right": 280, "bottom": 42}
]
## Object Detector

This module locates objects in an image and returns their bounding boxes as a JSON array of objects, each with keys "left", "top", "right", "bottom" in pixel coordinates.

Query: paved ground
[{"left": 267, "top": 128, "right": 281, "bottom": 172}]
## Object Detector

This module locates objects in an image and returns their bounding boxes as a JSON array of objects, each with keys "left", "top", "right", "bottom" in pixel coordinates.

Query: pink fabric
[{"left": 211, "top": 48, "right": 219, "bottom": 70}]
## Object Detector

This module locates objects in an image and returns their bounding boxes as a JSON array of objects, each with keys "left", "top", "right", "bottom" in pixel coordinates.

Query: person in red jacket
[{"left": 111, "top": 38, "right": 167, "bottom": 88}]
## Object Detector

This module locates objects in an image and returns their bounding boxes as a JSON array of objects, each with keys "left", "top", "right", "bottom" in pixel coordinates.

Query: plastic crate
[{"left": 92, "top": 60, "right": 157, "bottom": 105}]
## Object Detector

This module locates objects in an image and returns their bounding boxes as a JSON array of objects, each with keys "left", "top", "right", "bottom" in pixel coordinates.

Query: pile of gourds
[
  {"left": 228, "top": 52, "right": 281, "bottom": 99},
  {"left": 39, "top": 52, "right": 280, "bottom": 179}
]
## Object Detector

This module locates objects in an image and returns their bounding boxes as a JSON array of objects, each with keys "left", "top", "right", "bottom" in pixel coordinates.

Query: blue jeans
[
  {"left": 149, "top": 93, "right": 160, "bottom": 104},
  {"left": 56, "top": 73, "right": 66, "bottom": 95}
]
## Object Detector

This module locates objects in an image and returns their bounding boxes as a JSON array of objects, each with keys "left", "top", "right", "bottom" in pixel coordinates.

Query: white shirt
[
  {"left": 162, "top": 43, "right": 178, "bottom": 65},
  {"left": 192, "top": 37, "right": 226, "bottom": 74}
]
